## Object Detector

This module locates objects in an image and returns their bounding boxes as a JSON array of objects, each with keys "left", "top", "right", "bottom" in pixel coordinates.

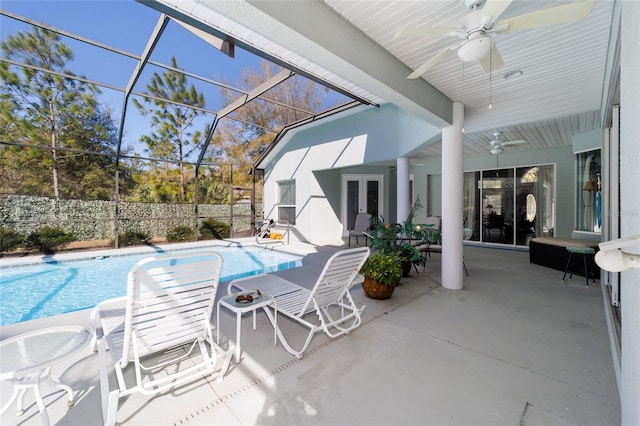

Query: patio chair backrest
[
  {"left": 298, "top": 247, "right": 370, "bottom": 315},
  {"left": 120, "top": 251, "right": 223, "bottom": 366},
  {"left": 353, "top": 212, "right": 371, "bottom": 231},
  {"left": 425, "top": 216, "right": 441, "bottom": 230}
]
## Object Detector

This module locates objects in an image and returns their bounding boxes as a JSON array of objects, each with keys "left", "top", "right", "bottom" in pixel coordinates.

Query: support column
[
  {"left": 441, "top": 102, "right": 464, "bottom": 290},
  {"left": 620, "top": 2, "right": 640, "bottom": 424},
  {"left": 397, "top": 157, "right": 410, "bottom": 222}
]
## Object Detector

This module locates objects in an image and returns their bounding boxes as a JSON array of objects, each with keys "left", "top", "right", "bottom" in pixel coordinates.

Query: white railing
[{"left": 255, "top": 220, "right": 291, "bottom": 245}]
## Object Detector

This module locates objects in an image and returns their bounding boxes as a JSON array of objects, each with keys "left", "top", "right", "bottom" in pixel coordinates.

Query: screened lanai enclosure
[{"left": 0, "top": 2, "right": 369, "bottom": 248}]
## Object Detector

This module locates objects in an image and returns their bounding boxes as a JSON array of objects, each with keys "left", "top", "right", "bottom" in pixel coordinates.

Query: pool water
[{"left": 0, "top": 246, "right": 302, "bottom": 326}]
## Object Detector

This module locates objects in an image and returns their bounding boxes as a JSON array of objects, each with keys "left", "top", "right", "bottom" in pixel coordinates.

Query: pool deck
[{"left": 0, "top": 239, "right": 620, "bottom": 425}]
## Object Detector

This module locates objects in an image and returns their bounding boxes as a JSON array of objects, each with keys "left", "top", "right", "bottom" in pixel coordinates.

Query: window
[
  {"left": 277, "top": 180, "right": 296, "bottom": 225},
  {"left": 575, "top": 150, "right": 601, "bottom": 233}
]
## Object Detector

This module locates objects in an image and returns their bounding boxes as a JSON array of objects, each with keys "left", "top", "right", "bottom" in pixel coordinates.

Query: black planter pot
[{"left": 401, "top": 260, "right": 412, "bottom": 277}]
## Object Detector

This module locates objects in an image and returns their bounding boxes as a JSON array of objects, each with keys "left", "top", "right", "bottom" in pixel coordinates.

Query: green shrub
[
  {"left": 24, "top": 227, "right": 76, "bottom": 254},
  {"left": 0, "top": 227, "right": 24, "bottom": 254},
  {"left": 199, "top": 218, "right": 230, "bottom": 240},
  {"left": 166, "top": 225, "right": 194, "bottom": 242},
  {"left": 117, "top": 230, "right": 151, "bottom": 247}
]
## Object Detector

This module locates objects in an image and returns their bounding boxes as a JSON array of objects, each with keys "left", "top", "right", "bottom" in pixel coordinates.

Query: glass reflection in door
[
  {"left": 482, "top": 169, "right": 514, "bottom": 244},
  {"left": 463, "top": 171, "right": 481, "bottom": 241},
  {"left": 516, "top": 165, "right": 555, "bottom": 245},
  {"left": 342, "top": 174, "right": 382, "bottom": 235}
]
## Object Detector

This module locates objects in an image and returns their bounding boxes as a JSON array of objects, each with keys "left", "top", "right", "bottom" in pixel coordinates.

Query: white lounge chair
[
  {"left": 91, "top": 251, "right": 233, "bottom": 426},
  {"left": 227, "top": 247, "right": 370, "bottom": 359}
]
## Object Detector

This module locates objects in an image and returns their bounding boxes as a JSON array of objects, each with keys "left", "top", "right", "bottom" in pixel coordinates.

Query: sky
[
  {"left": 1, "top": 1, "right": 348, "bottom": 162},
  {"left": 1, "top": 1, "right": 259, "bottom": 90}
]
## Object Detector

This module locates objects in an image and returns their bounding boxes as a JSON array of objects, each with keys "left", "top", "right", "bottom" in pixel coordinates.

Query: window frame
[
  {"left": 276, "top": 179, "right": 296, "bottom": 225},
  {"left": 574, "top": 148, "right": 601, "bottom": 234}
]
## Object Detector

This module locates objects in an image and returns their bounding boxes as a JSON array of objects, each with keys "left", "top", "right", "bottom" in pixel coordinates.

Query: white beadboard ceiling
[
  {"left": 323, "top": 0, "right": 615, "bottom": 160},
  {"left": 153, "top": 0, "right": 616, "bottom": 161}
]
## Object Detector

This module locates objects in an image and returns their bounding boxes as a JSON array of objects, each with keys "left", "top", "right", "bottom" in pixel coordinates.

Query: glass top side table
[
  {"left": 0, "top": 325, "right": 91, "bottom": 426},
  {"left": 216, "top": 291, "right": 277, "bottom": 363}
]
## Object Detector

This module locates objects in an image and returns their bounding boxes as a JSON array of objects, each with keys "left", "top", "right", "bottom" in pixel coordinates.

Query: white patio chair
[
  {"left": 227, "top": 246, "right": 370, "bottom": 359},
  {"left": 91, "top": 251, "right": 233, "bottom": 426},
  {"left": 348, "top": 212, "right": 371, "bottom": 246},
  {"left": 425, "top": 216, "right": 442, "bottom": 231}
]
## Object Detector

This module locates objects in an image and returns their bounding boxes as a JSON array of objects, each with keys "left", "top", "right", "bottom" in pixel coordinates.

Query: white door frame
[{"left": 341, "top": 174, "right": 384, "bottom": 236}]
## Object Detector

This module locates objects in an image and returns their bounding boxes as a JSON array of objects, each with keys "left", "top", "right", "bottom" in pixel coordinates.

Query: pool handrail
[{"left": 255, "top": 220, "right": 291, "bottom": 245}]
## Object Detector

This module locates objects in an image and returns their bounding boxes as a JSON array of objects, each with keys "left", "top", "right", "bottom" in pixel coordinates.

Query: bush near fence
[{"left": 0, "top": 195, "right": 260, "bottom": 241}]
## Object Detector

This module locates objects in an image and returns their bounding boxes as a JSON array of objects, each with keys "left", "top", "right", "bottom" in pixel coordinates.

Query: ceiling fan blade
[
  {"left": 480, "top": 0, "right": 514, "bottom": 24},
  {"left": 407, "top": 45, "right": 456, "bottom": 79},
  {"left": 479, "top": 43, "right": 504, "bottom": 73},
  {"left": 498, "top": 0, "right": 595, "bottom": 34},
  {"left": 503, "top": 139, "right": 527, "bottom": 146},
  {"left": 394, "top": 26, "right": 459, "bottom": 39}
]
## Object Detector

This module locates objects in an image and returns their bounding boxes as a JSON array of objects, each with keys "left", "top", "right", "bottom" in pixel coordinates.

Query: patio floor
[{"left": 0, "top": 242, "right": 620, "bottom": 425}]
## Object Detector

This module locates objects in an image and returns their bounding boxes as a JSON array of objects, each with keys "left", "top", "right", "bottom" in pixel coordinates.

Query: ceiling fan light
[
  {"left": 457, "top": 36, "right": 491, "bottom": 62},
  {"left": 462, "top": 0, "right": 485, "bottom": 10},
  {"left": 490, "top": 146, "right": 503, "bottom": 155}
]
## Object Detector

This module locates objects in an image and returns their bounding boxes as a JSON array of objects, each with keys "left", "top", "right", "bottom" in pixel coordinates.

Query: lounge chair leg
[
  {"left": 216, "top": 344, "right": 234, "bottom": 382},
  {"left": 103, "top": 390, "right": 119, "bottom": 426}
]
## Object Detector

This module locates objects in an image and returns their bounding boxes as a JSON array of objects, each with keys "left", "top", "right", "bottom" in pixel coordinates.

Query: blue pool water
[{"left": 0, "top": 246, "right": 302, "bottom": 326}]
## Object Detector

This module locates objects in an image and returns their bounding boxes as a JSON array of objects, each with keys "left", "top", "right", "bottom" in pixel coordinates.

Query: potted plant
[
  {"left": 367, "top": 196, "right": 424, "bottom": 277},
  {"left": 398, "top": 242, "right": 421, "bottom": 275},
  {"left": 359, "top": 251, "right": 403, "bottom": 299}
]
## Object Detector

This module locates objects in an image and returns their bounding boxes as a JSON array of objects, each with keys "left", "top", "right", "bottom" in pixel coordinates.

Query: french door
[{"left": 342, "top": 174, "right": 383, "bottom": 236}]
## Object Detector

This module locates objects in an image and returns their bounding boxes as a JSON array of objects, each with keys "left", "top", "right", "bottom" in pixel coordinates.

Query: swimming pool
[{"left": 0, "top": 244, "right": 303, "bottom": 326}]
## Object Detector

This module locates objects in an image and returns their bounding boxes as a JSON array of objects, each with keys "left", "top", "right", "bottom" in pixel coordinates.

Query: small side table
[
  {"left": 216, "top": 291, "right": 277, "bottom": 363},
  {"left": 562, "top": 246, "right": 597, "bottom": 286},
  {"left": 0, "top": 326, "right": 91, "bottom": 426}
]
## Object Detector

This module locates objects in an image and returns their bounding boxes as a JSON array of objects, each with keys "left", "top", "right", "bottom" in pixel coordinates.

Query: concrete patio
[{"left": 0, "top": 242, "right": 620, "bottom": 425}]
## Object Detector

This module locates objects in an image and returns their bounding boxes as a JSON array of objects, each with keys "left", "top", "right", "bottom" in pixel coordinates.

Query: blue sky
[
  {"left": 1, "top": 1, "right": 352, "bottom": 161},
  {"left": 0, "top": 1, "right": 276, "bottom": 159},
  {"left": 1, "top": 1, "right": 258, "bottom": 85}
]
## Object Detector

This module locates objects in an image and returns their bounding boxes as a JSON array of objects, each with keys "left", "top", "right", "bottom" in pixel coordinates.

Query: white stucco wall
[
  {"left": 619, "top": 2, "right": 640, "bottom": 423},
  {"left": 261, "top": 103, "right": 440, "bottom": 244}
]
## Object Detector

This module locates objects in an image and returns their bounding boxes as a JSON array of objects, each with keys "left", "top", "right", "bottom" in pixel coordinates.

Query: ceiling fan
[
  {"left": 489, "top": 131, "right": 527, "bottom": 154},
  {"left": 395, "top": 0, "right": 595, "bottom": 79}
]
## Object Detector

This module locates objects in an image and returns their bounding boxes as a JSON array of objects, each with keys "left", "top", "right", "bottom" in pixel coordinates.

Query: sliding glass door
[{"left": 464, "top": 164, "right": 555, "bottom": 246}]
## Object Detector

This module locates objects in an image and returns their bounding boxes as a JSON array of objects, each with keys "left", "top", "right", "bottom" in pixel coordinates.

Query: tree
[
  {"left": 197, "top": 168, "right": 230, "bottom": 204},
  {"left": 57, "top": 105, "right": 121, "bottom": 200},
  {"left": 127, "top": 168, "right": 191, "bottom": 203},
  {"left": 133, "top": 57, "right": 208, "bottom": 201},
  {"left": 0, "top": 27, "right": 108, "bottom": 199},
  {"left": 214, "top": 60, "right": 333, "bottom": 200},
  {"left": 218, "top": 61, "right": 330, "bottom": 164}
]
